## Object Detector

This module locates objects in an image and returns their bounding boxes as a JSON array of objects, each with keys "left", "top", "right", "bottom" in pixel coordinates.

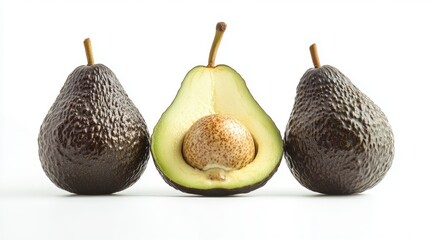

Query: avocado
[
  {"left": 151, "top": 22, "right": 283, "bottom": 196},
  {"left": 38, "top": 38, "right": 150, "bottom": 195},
  {"left": 284, "top": 44, "right": 394, "bottom": 195}
]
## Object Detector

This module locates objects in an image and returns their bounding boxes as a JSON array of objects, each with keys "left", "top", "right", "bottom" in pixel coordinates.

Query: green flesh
[{"left": 151, "top": 65, "right": 283, "bottom": 192}]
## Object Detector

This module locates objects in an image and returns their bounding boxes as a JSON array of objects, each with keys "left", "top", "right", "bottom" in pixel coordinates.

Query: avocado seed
[{"left": 182, "top": 114, "right": 256, "bottom": 171}]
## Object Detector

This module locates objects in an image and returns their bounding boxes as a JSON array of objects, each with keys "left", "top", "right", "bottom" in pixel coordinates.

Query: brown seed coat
[{"left": 183, "top": 114, "right": 255, "bottom": 171}]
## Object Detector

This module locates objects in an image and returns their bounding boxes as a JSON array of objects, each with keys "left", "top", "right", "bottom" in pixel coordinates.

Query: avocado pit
[{"left": 182, "top": 114, "right": 256, "bottom": 176}]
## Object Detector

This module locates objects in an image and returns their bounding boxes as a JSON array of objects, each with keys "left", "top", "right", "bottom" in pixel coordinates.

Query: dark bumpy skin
[
  {"left": 153, "top": 158, "right": 281, "bottom": 196},
  {"left": 284, "top": 65, "right": 394, "bottom": 195},
  {"left": 38, "top": 64, "right": 150, "bottom": 195}
]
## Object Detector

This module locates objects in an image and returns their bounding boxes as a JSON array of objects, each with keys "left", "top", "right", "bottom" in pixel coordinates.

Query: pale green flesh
[{"left": 151, "top": 65, "right": 283, "bottom": 190}]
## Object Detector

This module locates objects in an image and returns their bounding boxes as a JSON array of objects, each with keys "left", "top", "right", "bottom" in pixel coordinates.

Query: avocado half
[{"left": 151, "top": 23, "right": 283, "bottom": 196}]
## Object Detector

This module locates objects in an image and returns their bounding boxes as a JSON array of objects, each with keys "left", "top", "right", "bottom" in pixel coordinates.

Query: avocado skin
[
  {"left": 284, "top": 65, "right": 394, "bottom": 195},
  {"left": 38, "top": 64, "right": 150, "bottom": 195},
  {"left": 153, "top": 158, "right": 281, "bottom": 196}
]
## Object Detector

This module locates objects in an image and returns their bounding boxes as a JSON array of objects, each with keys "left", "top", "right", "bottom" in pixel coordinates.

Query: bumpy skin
[
  {"left": 284, "top": 65, "right": 394, "bottom": 195},
  {"left": 38, "top": 64, "right": 150, "bottom": 195}
]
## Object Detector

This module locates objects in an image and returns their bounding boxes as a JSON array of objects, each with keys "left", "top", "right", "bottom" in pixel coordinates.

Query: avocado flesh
[
  {"left": 284, "top": 65, "right": 394, "bottom": 195},
  {"left": 151, "top": 65, "right": 283, "bottom": 195},
  {"left": 38, "top": 64, "right": 150, "bottom": 195}
]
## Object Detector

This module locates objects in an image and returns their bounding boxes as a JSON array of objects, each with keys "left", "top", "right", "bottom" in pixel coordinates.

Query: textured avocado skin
[
  {"left": 38, "top": 64, "right": 150, "bottom": 195},
  {"left": 284, "top": 65, "right": 394, "bottom": 195},
  {"left": 153, "top": 157, "right": 281, "bottom": 196}
]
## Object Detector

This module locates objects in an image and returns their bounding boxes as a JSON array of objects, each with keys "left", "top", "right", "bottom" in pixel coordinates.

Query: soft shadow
[
  {"left": 240, "top": 189, "right": 370, "bottom": 198},
  {"left": 304, "top": 192, "right": 367, "bottom": 198},
  {"left": 60, "top": 189, "right": 186, "bottom": 198},
  {"left": 61, "top": 190, "right": 369, "bottom": 198},
  {"left": 7, "top": 187, "right": 369, "bottom": 199}
]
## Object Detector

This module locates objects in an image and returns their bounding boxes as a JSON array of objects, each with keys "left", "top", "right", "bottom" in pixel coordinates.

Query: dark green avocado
[
  {"left": 38, "top": 38, "right": 150, "bottom": 195},
  {"left": 284, "top": 44, "right": 394, "bottom": 195}
]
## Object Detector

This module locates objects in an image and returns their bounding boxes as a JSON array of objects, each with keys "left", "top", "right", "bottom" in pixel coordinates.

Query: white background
[{"left": 1, "top": 0, "right": 428, "bottom": 239}]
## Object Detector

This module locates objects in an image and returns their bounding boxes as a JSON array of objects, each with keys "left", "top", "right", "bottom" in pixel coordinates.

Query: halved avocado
[{"left": 151, "top": 22, "right": 283, "bottom": 196}]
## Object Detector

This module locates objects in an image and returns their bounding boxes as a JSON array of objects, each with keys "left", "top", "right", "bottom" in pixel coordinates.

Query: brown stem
[
  {"left": 84, "top": 38, "right": 94, "bottom": 66},
  {"left": 309, "top": 43, "right": 321, "bottom": 68},
  {"left": 207, "top": 22, "right": 227, "bottom": 68}
]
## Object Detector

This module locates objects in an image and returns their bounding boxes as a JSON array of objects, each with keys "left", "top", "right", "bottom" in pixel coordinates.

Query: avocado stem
[
  {"left": 84, "top": 38, "right": 95, "bottom": 66},
  {"left": 309, "top": 43, "right": 321, "bottom": 68},
  {"left": 207, "top": 22, "right": 227, "bottom": 68}
]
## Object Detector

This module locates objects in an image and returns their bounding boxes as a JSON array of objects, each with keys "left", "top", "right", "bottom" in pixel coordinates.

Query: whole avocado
[
  {"left": 284, "top": 44, "right": 394, "bottom": 195},
  {"left": 38, "top": 39, "right": 150, "bottom": 195}
]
